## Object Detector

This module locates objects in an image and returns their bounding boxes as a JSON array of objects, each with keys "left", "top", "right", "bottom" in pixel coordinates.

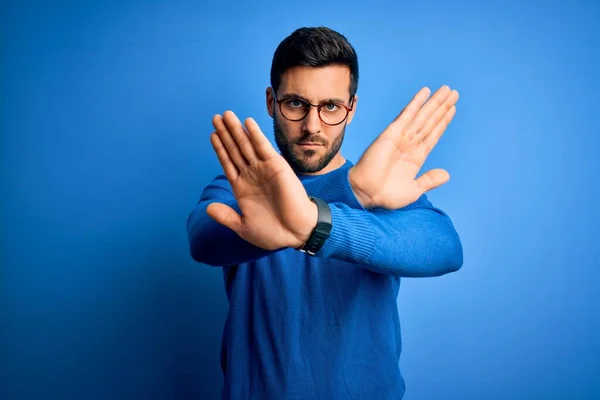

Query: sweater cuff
[{"left": 318, "top": 204, "right": 377, "bottom": 264}]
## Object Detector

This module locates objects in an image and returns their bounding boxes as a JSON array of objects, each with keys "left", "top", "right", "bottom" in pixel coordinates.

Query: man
[{"left": 187, "top": 26, "right": 463, "bottom": 399}]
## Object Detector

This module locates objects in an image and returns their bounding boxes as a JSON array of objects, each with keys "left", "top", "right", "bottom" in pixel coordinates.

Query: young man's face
[{"left": 266, "top": 65, "right": 357, "bottom": 175}]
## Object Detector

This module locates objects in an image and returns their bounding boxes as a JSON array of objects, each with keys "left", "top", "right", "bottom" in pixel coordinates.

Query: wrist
[
  {"left": 295, "top": 197, "right": 332, "bottom": 255},
  {"left": 348, "top": 168, "right": 373, "bottom": 209},
  {"left": 293, "top": 199, "right": 319, "bottom": 249}
]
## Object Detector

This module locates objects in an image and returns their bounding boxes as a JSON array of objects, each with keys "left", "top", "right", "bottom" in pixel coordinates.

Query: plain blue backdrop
[{"left": 2, "top": 0, "right": 599, "bottom": 399}]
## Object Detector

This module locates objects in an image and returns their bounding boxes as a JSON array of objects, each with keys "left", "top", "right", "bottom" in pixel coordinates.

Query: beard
[{"left": 273, "top": 115, "right": 346, "bottom": 174}]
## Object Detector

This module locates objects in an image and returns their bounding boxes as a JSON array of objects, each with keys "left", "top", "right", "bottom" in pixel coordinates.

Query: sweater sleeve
[
  {"left": 187, "top": 172, "right": 463, "bottom": 275},
  {"left": 186, "top": 168, "right": 364, "bottom": 267},
  {"left": 317, "top": 195, "right": 464, "bottom": 277},
  {"left": 186, "top": 175, "right": 278, "bottom": 266}
]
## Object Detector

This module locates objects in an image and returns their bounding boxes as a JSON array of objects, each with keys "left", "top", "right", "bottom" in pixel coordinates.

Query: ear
[
  {"left": 346, "top": 94, "right": 358, "bottom": 125},
  {"left": 266, "top": 87, "right": 275, "bottom": 118}
]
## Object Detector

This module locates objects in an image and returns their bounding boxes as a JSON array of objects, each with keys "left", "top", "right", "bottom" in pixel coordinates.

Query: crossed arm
[
  {"left": 187, "top": 85, "right": 463, "bottom": 277},
  {"left": 187, "top": 173, "right": 463, "bottom": 277}
]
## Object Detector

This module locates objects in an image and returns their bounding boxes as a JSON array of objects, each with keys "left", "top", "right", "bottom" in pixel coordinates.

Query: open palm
[
  {"left": 207, "top": 111, "right": 317, "bottom": 250},
  {"left": 349, "top": 86, "right": 459, "bottom": 209}
]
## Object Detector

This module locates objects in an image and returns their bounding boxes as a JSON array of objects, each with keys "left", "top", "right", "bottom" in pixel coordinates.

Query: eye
[
  {"left": 287, "top": 99, "right": 305, "bottom": 108},
  {"left": 323, "top": 102, "right": 340, "bottom": 111}
]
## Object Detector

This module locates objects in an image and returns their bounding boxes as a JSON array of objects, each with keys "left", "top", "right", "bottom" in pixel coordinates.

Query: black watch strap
[{"left": 299, "top": 196, "right": 332, "bottom": 256}]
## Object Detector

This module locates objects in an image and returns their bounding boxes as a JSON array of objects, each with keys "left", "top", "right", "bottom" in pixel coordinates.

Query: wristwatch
[{"left": 299, "top": 196, "right": 332, "bottom": 256}]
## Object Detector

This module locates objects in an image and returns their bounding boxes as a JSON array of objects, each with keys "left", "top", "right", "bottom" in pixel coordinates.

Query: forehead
[{"left": 279, "top": 65, "right": 351, "bottom": 100}]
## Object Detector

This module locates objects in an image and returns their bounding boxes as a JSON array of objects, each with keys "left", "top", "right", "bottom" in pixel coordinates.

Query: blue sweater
[{"left": 187, "top": 160, "right": 463, "bottom": 399}]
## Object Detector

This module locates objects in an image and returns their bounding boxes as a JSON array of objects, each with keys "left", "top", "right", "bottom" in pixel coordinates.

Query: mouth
[{"left": 297, "top": 142, "right": 323, "bottom": 148}]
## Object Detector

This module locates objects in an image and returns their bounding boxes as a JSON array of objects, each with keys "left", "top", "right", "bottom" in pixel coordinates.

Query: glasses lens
[
  {"left": 319, "top": 102, "right": 349, "bottom": 125},
  {"left": 280, "top": 99, "right": 309, "bottom": 121}
]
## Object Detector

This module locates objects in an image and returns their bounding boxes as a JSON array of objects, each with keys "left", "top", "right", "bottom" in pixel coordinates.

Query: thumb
[
  {"left": 206, "top": 202, "right": 243, "bottom": 234},
  {"left": 415, "top": 168, "right": 450, "bottom": 194}
]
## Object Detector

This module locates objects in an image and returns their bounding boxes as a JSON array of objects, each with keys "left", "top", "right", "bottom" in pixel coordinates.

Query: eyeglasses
[{"left": 276, "top": 96, "right": 354, "bottom": 126}]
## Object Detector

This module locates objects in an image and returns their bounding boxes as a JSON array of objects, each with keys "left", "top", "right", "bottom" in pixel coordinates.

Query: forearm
[
  {"left": 186, "top": 169, "right": 359, "bottom": 267},
  {"left": 188, "top": 172, "right": 463, "bottom": 273},
  {"left": 316, "top": 199, "right": 463, "bottom": 277}
]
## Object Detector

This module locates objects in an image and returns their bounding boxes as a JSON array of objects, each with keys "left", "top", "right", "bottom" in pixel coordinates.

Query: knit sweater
[{"left": 186, "top": 159, "right": 463, "bottom": 399}]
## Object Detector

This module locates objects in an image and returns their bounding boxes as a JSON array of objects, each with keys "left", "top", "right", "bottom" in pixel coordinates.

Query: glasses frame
[{"left": 275, "top": 95, "right": 355, "bottom": 126}]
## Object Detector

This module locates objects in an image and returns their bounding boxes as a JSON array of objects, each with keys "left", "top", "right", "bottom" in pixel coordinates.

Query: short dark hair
[{"left": 270, "top": 26, "right": 359, "bottom": 99}]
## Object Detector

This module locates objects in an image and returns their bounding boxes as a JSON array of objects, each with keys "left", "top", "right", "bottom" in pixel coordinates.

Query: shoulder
[
  {"left": 205, "top": 174, "right": 231, "bottom": 189},
  {"left": 198, "top": 175, "right": 233, "bottom": 203}
]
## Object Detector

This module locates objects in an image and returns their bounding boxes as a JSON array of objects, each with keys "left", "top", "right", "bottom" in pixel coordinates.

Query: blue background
[{"left": 2, "top": 0, "right": 599, "bottom": 399}]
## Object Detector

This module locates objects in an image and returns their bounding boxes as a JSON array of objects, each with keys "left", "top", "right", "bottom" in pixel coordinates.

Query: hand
[
  {"left": 207, "top": 111, "right": 318, "bottom": 250},
  {"left": 349, "top": 85, "right": 459, "bottom": 209}
]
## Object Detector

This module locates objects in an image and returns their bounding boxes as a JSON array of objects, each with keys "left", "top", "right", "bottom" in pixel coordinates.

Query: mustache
[{"left": 295, "top": 134, "right": 327, "bottom": 145}]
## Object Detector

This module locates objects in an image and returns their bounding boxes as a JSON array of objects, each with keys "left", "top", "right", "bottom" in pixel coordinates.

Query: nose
[{"left": 302, "top": 106, "right": 321, "bottom": 135}]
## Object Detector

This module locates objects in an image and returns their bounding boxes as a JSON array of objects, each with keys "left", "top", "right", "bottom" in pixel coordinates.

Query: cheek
[
  {"left": 279, "top": 120, "right": 301, "bottom": 139},
  {"left": 323, "top": 127, "right": 342, "bottom": 143}
]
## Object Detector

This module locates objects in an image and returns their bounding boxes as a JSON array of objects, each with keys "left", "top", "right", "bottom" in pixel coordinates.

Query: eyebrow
[{"left": 279, "top": 92, "right": 348, "bottom": 104}]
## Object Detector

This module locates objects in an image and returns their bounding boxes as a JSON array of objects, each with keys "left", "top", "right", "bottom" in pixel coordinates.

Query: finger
[
  {"left": 421, "top": 105, "right": 457, "bottom": 156},
  {"left": 418, "top": 89, "right": 459, "bottom": 140},
  {"left": 244, "top": 117, "right": 278, "bottom": 160},
  {"left": 212, "top": 113, "right": 248, "bottom": 170},
  {"left": 405, "top": 85, "right": 452, "bottom": 141},
  {"left": 386, "top": 87, "right": 431, "bottom": 137},
  {"left": 415, "top": 168, "right": 450, "bottom": 194},
  {"left": 210, "top": 131, "right": 239, "bottom": 181},
  {"left": 223, "top": 110, "right": 258, "bottom": 163},
  {"left": 206, "top": 202, "right": 243, "bottom": 235}
]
